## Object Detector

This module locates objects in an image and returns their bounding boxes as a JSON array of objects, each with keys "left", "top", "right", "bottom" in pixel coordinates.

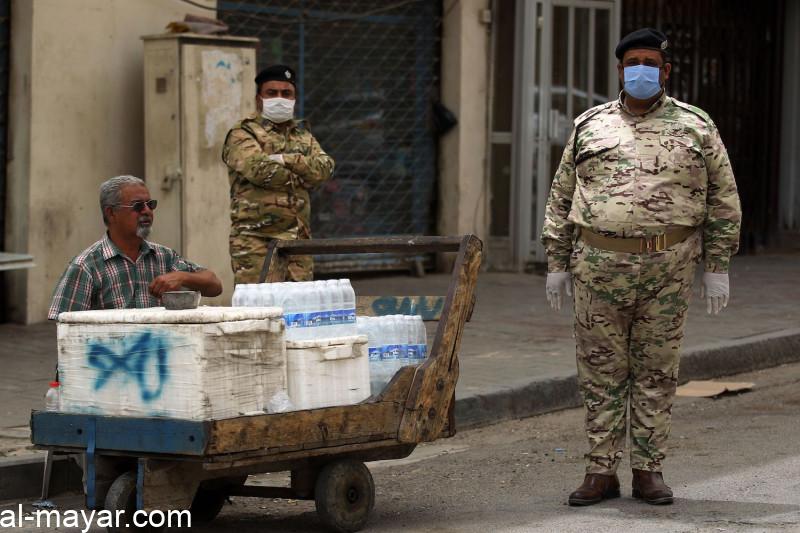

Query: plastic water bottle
[
  {"left": 400, "top": 315, "right": 414, "bottom": 366},
  {"left": 45, "top": 381, "right": 60, "bottom": 411},
  {"left": 373, "top": 316, "right": 390, "bottom": 392},
  {"left": 281, "top": 283, "right": 302, "bottom": 338},
  {"left": 232, "top": 284, "right": 243, "bottom": 306},
  {"left": 234, "top": 284, "right": 245, "bottom": 306},
  {"left": 304, "top": 283, "right": 321, "bottom": 338},
  {"left": 358, "top": 317, "right": 381, "bottom": 395},
  {"left": 255, "top": 283, "right": 272, "bottom": 307},
  {"left": 414, "top": 316, "right": 428, "bottom": 362},
  {"left": 244, "top": 284, "right": 260, "bottom": 306},
  {"left": 316, "top": 280, "right": 337, "bottom": 338},
  {"left": 395, "top": 316, "right": 409, "bottom": 368},
  {"left": 384, "top": 315, "right": 402, "bottom": 377},
  {"left": 403, "top": 316, "right": 417, "bottom": 364},
  {"left": 339, "top": 279, "right": 357, "bottom": 337}
]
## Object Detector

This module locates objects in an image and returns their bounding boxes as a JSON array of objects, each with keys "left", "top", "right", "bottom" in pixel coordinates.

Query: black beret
[
  {"left": 255, "top": 65, "right": 297, "bottom": 87},
  {"left": 615, "top": 28, "right": 669, "bottom": 60}
]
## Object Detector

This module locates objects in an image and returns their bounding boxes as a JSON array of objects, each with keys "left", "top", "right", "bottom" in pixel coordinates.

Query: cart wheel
[
  {"left": 104, "top": 471, "right": 164, "bottom": 532},
  {"left": 189, "top": 487, "right": 227, "bottom": 524},
  {"left": 314, "top": 460, "right": 375, "bottom": 533}
]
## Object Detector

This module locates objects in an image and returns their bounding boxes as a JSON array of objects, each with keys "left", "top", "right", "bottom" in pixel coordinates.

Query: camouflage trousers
[
  {"left": 570, "top": 230, "right": 701, "bottom": 474},
  {"left": 229, "top": 231, "right": 313, "bottom": 284}
]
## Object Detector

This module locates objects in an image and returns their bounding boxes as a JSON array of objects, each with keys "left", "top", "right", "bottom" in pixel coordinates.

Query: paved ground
[
  {"left": 4, "top": 359, "right": 799, "bottom": 532},
  {"left": 0, "top": 253, "right": 798, "bottom": 458}
]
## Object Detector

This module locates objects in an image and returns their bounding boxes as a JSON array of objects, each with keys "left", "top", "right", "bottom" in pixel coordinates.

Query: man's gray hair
[{"left": 99, "top": 175, "right": 146, "bottom": 225}]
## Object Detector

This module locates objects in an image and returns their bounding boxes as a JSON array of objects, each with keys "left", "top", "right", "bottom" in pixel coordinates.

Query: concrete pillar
[{"left": 437, "top": 0, "right": 491, "bottom": 268}]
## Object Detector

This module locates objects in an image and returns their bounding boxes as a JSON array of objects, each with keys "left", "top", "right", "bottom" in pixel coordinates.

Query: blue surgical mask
[{"left": 623, "top": 65, "right": 662, "bottom": 100}]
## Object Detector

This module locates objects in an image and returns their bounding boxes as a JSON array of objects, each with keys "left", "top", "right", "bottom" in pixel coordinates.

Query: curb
[
  {"left": 455, "top": 328, "right": 800, "bottom": 429},
  {"left": 3, "top": 328, "right": 799, "bottom": 501}
]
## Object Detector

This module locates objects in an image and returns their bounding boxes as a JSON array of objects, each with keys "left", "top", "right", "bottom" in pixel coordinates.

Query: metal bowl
[{"left": 162, "top": 290, "right": 201, "bottom": 310}]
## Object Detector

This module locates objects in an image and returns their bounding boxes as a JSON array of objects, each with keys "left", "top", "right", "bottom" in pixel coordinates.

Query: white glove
[
  {"left": 268, "top": 154, "right": 285, "bottom": 165},
  {"left": 700, "top": 272, "right": 729, "bottom": 315},
  {"left": 546, "top": 272, "right": 573, "bottom": 312}
]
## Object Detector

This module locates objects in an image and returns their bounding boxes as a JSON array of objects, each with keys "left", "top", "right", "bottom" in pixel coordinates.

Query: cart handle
[{"left": 259, "top": 236, "right": 463, "bottom": 283}]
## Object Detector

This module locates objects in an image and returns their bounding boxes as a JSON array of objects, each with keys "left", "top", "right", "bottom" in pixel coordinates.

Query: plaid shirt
[{"left": 48, "top": 234, "right": 202, "bottom": 320}]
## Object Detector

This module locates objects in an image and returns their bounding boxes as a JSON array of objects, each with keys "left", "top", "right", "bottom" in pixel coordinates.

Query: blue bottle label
[
  {"left": 407, "top": 345, "right": 419, "bottom": 360},
  {"left": 284, "top": 312, "right": 306, "bottom": 329},
  {"left": 383, "top": 344, "right": 402, "bottom": 361},
  {"left": 368, "top": 346, "right": 381, "bottom": 361},
  {"left": 341, "top": 308, "right": 357, "bottom": 324},
  {"left": 418, "top": 344, "right": 427, "bottom": 360}
]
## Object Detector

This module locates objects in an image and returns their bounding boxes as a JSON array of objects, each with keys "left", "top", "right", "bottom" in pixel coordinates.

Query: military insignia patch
[
  {"left": 285, "top": 70, "right": 292, "bottom": 79},
  {"left": 661, "top": 40, "right": 668, "bottom": 50}
]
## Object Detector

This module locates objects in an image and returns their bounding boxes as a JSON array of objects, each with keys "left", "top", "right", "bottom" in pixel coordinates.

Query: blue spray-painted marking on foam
[{"left": 87, "top": 331, "right": 170, "bottom": 402}]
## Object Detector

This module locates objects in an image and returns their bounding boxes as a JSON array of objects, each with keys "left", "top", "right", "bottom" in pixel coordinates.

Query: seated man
[
  {"left": 47, "top": 175, "right": 222, "bottom": 503},
  {"left": 48, "top": 175, "right": 222, "bottom": 319}
]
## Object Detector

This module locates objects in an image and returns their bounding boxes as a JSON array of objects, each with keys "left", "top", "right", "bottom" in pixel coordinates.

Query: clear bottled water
[
  {"left": 45, "top": 381, "right": 61, "bottom": 411},
  {"left": 232, "top": 284, "right": 243, "bottom": 306},
  {"left": 233, "top": 280, "right": 358, "bottom": 341},
  {"left": 357, "top": 314, "right": 428, "bottom": 395},
  {"left": 339, "top": 279, "right": 357, "bottom": 332},
  {"left": 357, "top": 316, "right": 382, "bottom": 395},
  {"left": 324, "top": 280, "right": 340, "bottom": 335}
]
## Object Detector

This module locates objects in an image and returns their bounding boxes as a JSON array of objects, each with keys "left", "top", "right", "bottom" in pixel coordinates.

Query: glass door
[{"left": 509, "top": 0, "right": 619, "bottom": 268}]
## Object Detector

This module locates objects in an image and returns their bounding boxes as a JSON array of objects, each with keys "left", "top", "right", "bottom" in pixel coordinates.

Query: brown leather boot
[
  {"left": 568, "top": 473, "right": 620, "bottom": 506},
  {"left": 632, "top": 469, "right": 673, "bottom": 505}
]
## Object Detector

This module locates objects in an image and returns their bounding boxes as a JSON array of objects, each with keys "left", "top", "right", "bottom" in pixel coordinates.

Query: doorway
[{"left": 488, "top": 0, "right": 620, "bottom": 270}]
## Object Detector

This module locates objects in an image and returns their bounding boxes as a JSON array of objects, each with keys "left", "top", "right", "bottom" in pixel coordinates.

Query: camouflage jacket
[
  {"left": 222, "top": 113, "right": 334, "bottom": 240},
  {"left": 541, "top": 91, "right": 741, "bottom": 273}
]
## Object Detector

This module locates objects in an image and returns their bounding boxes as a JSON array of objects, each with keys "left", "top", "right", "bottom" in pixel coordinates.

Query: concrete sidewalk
[{"left": 0, "top": 253, "right": 798, "bottom": 498}]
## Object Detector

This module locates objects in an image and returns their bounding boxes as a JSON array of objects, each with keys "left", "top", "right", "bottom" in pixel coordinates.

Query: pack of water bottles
[
  {"left": 356, "top": 315, "right": 428, "bottom": 395},
  {"left": 232, "top": 280, "right": 357, "bottom": 341}
]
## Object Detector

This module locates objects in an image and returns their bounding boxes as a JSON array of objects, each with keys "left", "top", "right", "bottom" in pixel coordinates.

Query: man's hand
[
  {"left": 700, "top": 272, "right": 730, "bottom": 315},
  {"left": 149, "top": 272, "right": 187, "bottom": 298},
  {"left": 546, "top": 272, "right": 573, "bottom": 312},
  {"left": 268, "top": 154, "right": 285, "bottom": 165}
]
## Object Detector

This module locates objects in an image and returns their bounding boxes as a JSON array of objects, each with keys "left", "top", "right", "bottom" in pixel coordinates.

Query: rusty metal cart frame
[{"left": 30, "top": 235, "right": 482, "bottom": 532}]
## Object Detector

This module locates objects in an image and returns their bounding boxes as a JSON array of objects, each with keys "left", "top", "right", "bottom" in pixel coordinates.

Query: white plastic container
[
  {"left": 56, "top": 307, "right": 286, "bottom": 420},
  {"left": 285, "top": 335, "right": 370, "bottom": 410}
]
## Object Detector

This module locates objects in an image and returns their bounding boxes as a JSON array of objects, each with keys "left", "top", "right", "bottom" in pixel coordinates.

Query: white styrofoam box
[
  {"left": 56, "top": 307, "right": 286, "bottom": 420},
  {"left": 286, "top": 335, "right": 370, "bottom": 410}
]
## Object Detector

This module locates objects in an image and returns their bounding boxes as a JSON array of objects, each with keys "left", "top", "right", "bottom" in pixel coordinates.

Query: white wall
[
  {"left": 437, "top": 0, "right": 491, "bottom": 261},
  {"left": 6, "top": 0, "right": 217, "bottom": 323}
]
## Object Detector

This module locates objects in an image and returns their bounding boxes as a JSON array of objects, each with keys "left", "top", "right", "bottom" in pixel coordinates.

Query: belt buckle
[{"left": 641, "top": 234, "right": 667, "bottom": 253}]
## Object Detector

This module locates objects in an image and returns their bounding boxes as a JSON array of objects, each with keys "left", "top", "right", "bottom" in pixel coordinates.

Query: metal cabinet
[{"left": 143, "top": 33, "right": 258, "bottom": 304}]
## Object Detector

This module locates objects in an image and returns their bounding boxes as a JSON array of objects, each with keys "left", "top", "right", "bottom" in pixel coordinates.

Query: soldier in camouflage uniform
[
  {"left": 540, "top": 29, "right": 741, "bottom": 506},
  {"left": 222, "top": 65, "right": 334, "bottom": 283}
]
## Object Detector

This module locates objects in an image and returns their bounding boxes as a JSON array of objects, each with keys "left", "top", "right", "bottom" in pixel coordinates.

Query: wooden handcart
[{"left": 30, "top": 235, "right": 482, "bottom": 532}]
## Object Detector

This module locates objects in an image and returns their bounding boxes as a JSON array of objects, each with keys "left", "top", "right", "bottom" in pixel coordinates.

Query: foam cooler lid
[
  {"left": 57, "top": 306, "right": 283, "bottom": 324},
  {"left": 285, "top": 335, "right": 368, "bottom": 349}
]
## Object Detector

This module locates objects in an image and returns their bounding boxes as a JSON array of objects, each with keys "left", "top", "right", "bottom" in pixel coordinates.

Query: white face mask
[{"left": 261, "top": 97, "right": 295, "bottom": 123}]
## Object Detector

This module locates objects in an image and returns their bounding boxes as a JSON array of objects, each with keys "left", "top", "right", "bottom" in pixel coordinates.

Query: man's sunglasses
[{"left": 115, "top": 200, "right": 158, "bottom": 212}]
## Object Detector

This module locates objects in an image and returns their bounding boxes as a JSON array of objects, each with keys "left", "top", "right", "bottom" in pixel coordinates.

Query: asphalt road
[{"left": 4, "top": 361, "right": 800, "bottom": 532}]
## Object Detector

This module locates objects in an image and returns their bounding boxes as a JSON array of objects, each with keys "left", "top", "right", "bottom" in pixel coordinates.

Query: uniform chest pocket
[
  {"left": 658, "top": 135, "right": 705, "bottom": 169},
  {"left": 576, "top": 137, "right": 620, "bottom": 180}
]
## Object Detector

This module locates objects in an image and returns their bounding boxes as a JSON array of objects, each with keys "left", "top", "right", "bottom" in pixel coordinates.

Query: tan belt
[{"left": 578, "top": 227, "right": 696, "bottom": 253}]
